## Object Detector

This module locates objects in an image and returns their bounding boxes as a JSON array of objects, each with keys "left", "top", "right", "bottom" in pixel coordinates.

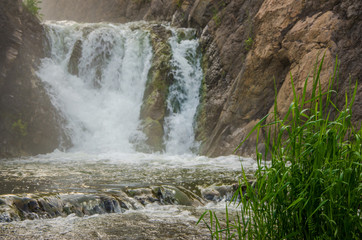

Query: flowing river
[{"left": 0, "top": 21, "right": 256, "bottom": 239}]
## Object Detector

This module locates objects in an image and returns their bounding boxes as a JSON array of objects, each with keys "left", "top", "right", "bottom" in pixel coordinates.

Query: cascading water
[
  {"left": 38, "top": 21, "right": 202, "bottom": 154},
  {"left": 164, "top": 29, "right": 202, "bottom": 154},
  {"left": 38, "top": 21, "right": 153, "bottom": 153}
]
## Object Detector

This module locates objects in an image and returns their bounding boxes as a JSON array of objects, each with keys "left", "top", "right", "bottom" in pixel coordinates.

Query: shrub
[
  {"left": 198, "top": 55, "right": 362, "bottom": 239},
  {"left": 23, "top": 0, "right": 42, "bottom": 19}
]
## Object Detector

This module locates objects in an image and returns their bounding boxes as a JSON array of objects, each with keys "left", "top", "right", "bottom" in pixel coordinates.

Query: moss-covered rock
[{"left": 138, "top": 25, "right": 173, "bottom": 152}]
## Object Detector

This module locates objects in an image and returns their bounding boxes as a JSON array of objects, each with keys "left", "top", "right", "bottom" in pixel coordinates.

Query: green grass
[{"left": 198, "top": 55, "right": 362, "bottom": 239}]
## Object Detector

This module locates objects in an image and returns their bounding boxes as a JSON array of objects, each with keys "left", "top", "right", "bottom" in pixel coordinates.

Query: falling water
[
  {"left": 164, "top": 29, "right": 202, "bottom": 154},
  {"left": 38, "top": 21, "right": 202, "bottom": 154},
  {"left": 38, "top": 21, "right": 153, "bottom": 153}
]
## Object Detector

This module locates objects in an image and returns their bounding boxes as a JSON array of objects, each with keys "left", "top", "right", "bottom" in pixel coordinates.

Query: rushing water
[
  {"left": 164, "top": 29, "right": 202, "bottom": 154},
  {"left": 0, "top": 21, "right": 257, "bottom": 239}
]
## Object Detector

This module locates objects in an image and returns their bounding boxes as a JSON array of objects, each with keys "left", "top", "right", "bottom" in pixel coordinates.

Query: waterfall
[
  {"left": 38, "top": 21, "right": 202, "bottom": 154},
  {"left": 164, "top": 29, "right": 202, "bottom": 154},
  {"left": 38, "top": 21, "right": 152, "bottom": 153}
]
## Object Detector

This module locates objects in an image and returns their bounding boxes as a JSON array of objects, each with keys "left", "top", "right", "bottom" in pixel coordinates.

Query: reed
[{"left": 198, "top": 55, "right": 362, "bottom": 239}]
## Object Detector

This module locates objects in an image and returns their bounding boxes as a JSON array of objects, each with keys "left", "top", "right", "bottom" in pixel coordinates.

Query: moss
[
  {"left": 12, "top": 119, "right": 28, "bottom": 137},
  {"left": 139, "top": 25, "right": 173, "bottom": 151},
  {"left": 244, "top": 37, "right": 253, "bottom": 51}
]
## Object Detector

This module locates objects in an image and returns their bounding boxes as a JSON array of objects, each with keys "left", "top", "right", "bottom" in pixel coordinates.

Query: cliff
[
  {"left": 6, "top": 0, "right": 362, "bottom": 157},
  {"left": 0, "top": 0, "right": 67, "bottom": 157}
]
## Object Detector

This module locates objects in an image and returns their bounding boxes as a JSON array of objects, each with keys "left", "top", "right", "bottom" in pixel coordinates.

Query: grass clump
[
  {"left": 23, "top": 0, "right": 42, "bottom": 19},
  {"left": 198, "top": 55, "right": 362, "bottom": 239}
]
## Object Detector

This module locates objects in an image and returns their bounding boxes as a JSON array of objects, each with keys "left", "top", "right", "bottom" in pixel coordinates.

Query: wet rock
[
  {"left": 154, "top": 186, "right": 204, "bottom": 207},
  {"left": 68, "top": 39, "right": 82, "bottom": 76},
  {"left": 0, "top": 193, "right": 129, "bottom": 222},
  {"left": 201, "top": 185, "right": 235, "bottom": 201},
  {"left": 138, "top": 25, "right": 173, "bottom": 152}
]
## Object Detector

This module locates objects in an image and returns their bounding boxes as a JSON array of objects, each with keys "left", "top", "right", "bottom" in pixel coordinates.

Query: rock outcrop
[
  {"left": 197, "top": 0, "right": 362, "bottom": 157},
  {"left": 138, "top": 25, "right": 173, "bottom": 152},
  {"left": 0, "top": 0, "right": 67, "bottom": 157},
  {"left": 32, "top": 0, "right": 362, "bottom": 157}
]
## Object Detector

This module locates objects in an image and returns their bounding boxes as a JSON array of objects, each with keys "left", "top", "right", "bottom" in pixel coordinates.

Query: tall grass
[{"left": 198, "top": 56, "right": 362, "bottom": 239}]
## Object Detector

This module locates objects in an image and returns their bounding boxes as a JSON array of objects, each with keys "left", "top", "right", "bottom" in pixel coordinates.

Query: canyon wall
[
  {"left": 0, "top": 0, "right": 67, "bottom": 157},
  {"left": 2, "top": 0, "right": 360, "bottom": 157}
]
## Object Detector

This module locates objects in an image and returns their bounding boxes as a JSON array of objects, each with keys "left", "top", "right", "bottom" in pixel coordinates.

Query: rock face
[
  {"left": 33, "top": 0, "right": 362, "bottom": 157},
  {"left": 0, "top": 0, "right": 67, "bottom": 157},
  {"left": 197, "top": 0, "right": 362, "bottom": 157}
]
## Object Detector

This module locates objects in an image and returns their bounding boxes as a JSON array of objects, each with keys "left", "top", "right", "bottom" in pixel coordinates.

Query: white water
[
  {"left": 38, "top": 21, "right": 152, "bottom": 153},
  {"left": 164, "top": 29, "right": 202, "bottom": 154},
  {"left": 38, "top": 21, "right": 202, "bottom": 154}
]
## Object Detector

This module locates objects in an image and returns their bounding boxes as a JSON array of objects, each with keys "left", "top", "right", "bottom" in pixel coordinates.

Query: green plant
[
  {"left": 176, "top": 0, "right": 183, "bottom": 9},
  {"left": 212, "top": 9, "right": 221, "bottom": 27},
  {"left": 12, "top": 119, "right": 28, "bottom": 137},
  {"left": 23, "top": 0, "right": 42, "bottom": 18},
  {"left": 198, "top": 56, "right": 362, "bottom": 239},
  {"left": 244, "top": 37, "right": 253, "bottom": 51}
]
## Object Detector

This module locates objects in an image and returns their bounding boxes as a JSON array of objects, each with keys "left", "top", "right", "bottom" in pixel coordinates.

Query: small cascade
[{"left": 164, "top": 29, "right": 203, "bottom": 154}]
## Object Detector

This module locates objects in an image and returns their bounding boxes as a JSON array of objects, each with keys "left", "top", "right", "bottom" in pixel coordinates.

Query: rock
[
  {"left": 68, "top": 39, "right": 82, "bottom": 76},
  {"left": 138, "top": 25, "right": 173, "bottom": 152},
  {"left": 198, "top": 0, "right": 362, "bottom": 157},
  {"left": 0, "top": 0, "right": 69, "bottom": 158}
]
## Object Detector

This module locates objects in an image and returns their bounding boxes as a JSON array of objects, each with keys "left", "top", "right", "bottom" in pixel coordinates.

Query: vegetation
[
  {"left": 22, "top": 0, "right": 42, "bottom": 18},
  {"left": 12, "top": 119, "right": 28, "bottom": 137},
  {"left": 198, "top": 56, "right": 362, "bottom": 239},
  {"left": 244, "top": 37, "right": 253, "bottom": 51}
]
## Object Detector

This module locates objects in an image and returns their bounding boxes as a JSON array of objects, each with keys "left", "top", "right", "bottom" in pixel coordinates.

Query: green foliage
[
  {"left": 23, "top": 0, "right": 42, "bottom": 18},
  {"left": 176, "top": 0, "right": 183, "bottom": 9},
  {"left": 199, "top": 56, "right": 362, "bottom": 239},
  {"left": 12, "top": 119, "right": 28, "bottom": 137},
  {"left": 211, "top": 1, "right": 227, "bottom": 27},
  {"left": 244, "top": 37, "right": 253, "bottom": 51},
  {"left": 212, "top": 9, "right": 221, "bottom": 27}
]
